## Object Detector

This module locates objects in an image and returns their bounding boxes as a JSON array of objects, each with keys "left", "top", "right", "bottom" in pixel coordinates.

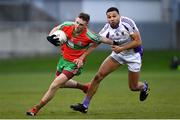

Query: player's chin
[
  {"left": 110, "top": 23, "right": 118, "bottom": 28},
  {"left": 75, "top": 28, "right": 81, "bottom": 32}
]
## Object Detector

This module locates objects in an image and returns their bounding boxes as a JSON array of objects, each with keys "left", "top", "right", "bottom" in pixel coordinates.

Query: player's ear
[{"left": 85, "top": 21, "right": 88, "bottom": 26}]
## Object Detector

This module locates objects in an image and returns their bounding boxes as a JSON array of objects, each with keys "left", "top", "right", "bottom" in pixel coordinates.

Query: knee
[{"left": 50, "top": 82, "right": 60, "bottom": 91}]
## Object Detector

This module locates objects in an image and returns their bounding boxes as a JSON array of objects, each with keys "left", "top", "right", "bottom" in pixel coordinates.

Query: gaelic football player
[
  {"left": 71, "top": 7, "right": 149, "bottom": 113},
  {"left": 26, "top": 12, "right": 114, "bottom": 116}
]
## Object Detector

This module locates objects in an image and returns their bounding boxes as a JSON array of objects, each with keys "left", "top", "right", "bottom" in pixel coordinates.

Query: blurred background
[{"left": 0, "top": 0, "right": 179, "bottom": 59}]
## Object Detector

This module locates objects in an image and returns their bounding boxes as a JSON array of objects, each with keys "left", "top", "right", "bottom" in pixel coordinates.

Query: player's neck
[
  {"left": 73, "top": 28, "right": 85, "bottom": 37},
  {"left": 110, "top": 22, "right": 120, "bottom": 29}
]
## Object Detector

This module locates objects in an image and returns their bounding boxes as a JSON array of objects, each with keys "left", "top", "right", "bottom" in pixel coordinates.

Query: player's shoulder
[
  {"left": 61, "top": 21, "right": 74, "bottom": 26},
  {"left": 121, "top": 16, "right": 135, "bottom": 22},
  {"left": 121, "top": 16, "right": 136, "bottom": 27},
  {"left": 87, "top": 29, "right": 101, "bottom": 43},
  {"left": 99, "top": 22, "right": 110, "bottom": 33},
  {"left": 58, "top": 21, "right": 74, "bottom": 30},
  {"left": 103, "top": 22, "right": 110, "bottom": 29},
  {"left": 87, "top": 29, "right": 97, "bottom": 37}
]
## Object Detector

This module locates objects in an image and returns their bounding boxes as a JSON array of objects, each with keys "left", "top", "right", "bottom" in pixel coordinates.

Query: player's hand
[
  {"left": 73, "top": 58, "right": 84, "bottom": 68},
  {"left": 47, "top": 35, "right": 60, "bottom": 46},
  {"left": 113, "top": 39, "right": 128, "bottom": 45},
  {"left": 111, "top": 45, "right": 124, "bottom": 53}
]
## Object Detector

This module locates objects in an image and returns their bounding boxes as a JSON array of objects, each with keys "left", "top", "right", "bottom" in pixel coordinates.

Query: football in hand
[{"left": 52, "top": 30, "right": 67, "bottom": 45}]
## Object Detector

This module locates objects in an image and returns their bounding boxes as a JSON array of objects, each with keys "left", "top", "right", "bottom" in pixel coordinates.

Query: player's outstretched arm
[
  {"left": 100, "top": 36, "right": 124, "bottom": 45},
  {"left": 73, "top": 43, "right": 99, "bottom": 68},
  {"left": 100, "top": 36, "right": 113, "bottom": 45},
  {"left": 79, "top": 43, "right": 99, "bottom": 60}
]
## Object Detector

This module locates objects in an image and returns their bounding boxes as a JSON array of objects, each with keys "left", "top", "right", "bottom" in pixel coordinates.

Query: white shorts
[{"left": 110, "top": 51, "right": 142, "bottom": 72}]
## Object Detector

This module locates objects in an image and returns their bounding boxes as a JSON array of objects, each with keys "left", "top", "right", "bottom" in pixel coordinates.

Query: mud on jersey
[{"left": 57, "top": 21, "right": 101, "bottom": 62}]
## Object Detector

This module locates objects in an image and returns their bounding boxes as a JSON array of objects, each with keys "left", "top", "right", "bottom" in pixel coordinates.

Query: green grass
[
  {"left": 0, "top": 50, "right": 180, "bottom": 118},
  {"left": 0, "top": 50, "right": 179, "bottom": 73}
]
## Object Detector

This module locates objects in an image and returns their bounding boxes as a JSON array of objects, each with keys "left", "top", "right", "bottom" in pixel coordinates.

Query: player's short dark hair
[
  {"left": 78, "top": 12, "right": 90, "bottom": 23},
  {"left": 106, "top": 7, "right": 120, "bottom": 15}
]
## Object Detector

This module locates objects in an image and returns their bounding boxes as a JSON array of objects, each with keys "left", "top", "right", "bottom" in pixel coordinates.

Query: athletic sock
[
  {"left": 35, "top": 100, "right": 46, "bottom": 110},
  {"left": 76, "top": 82, "right": 85, "bottom": 90},
  {"left": 82, "top": 96, "right": 91, "bottom": 108}
]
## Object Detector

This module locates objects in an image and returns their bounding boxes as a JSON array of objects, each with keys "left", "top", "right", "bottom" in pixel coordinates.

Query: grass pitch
[{"left": 0, "top": 50, "right": 180, "bottom": 119}]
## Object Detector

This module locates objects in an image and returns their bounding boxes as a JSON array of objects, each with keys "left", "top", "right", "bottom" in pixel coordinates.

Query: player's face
[
  {"left": 106, "top": 11, "right": 120, "bottom": 28},
  {"left": 74, "top": 17, "right": 88, "bottom": 33}
]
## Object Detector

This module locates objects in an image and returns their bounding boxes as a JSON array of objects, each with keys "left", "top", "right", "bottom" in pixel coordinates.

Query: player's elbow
[
  {"left": 136, "top": 40, "right": 142, "bottom": 46},
  {"left": 132, "top": 32, "right": 142, "bottom": 46}
]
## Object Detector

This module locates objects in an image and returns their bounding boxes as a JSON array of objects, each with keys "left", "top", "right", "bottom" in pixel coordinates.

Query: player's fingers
[
  {"left": 77, "top": 62, "right": 83, "bottom": 68},
  {"left": 73, "top": 59, "right": 77, "bottom": 64},
  {"left": 111, "top": 45, "right": 117, "bottom": 49},
  {"left": 51, "top": 34, "right": 56, "bottom": 38}
]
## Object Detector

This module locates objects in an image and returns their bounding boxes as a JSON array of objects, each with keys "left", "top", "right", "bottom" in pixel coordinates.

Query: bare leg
[
  {"left": 26, "top": 73, "right": 69, "bottom": 116},
  {"left": 83, "top": 56, "right": 120, "bottom": 107},
  {"left": 41, "top": 73, "right": 69, "bottom": 103},
  {"left": 56, "top": 72, "right": 89, "bottom": 92},
  {"left": 61, "top": 79, "right": 85, "bottom": 89},
  {"left": 128, "top": 71, "right": 149, "bottom": 101},
  {"left": 128, "top": 71, "right": 144, "bottom": 91}
]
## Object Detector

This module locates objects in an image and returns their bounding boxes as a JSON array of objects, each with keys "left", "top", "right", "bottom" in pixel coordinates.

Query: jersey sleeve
[
  {"left": 56, "top": 21, "right": 74, "bottom": 30},
  {"left": 98, "top": 23, "right": 109, "bottom": 37},
  {"left": 48, "top": 21, "right": 74, "bottom": 36},
  {"left": 121, "top": 17, "right": 139, "bottom": 35},
  {"left": 87, "top": 30, "right": 102, "bottom": 44}
]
